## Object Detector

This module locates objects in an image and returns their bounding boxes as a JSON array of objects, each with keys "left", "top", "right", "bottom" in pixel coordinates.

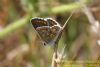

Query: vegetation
[{"left": 0, "top": 0, "right": 100, "bottom": 67}]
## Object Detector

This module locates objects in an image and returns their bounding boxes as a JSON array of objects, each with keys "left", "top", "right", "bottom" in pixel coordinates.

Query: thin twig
[
  {"left": 55, "top": 44, "right": 67, "bottom": 64},
  {"left": 51, "top": 50, "right": 58, "bottom": 67},
  {"left": 51, "top": 42, "right": 59, "bottom": 67}
]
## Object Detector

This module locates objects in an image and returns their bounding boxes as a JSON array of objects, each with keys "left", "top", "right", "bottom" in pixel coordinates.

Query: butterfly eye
[{"left": 43, "top": 42, "right": 46, "bottom": 46}]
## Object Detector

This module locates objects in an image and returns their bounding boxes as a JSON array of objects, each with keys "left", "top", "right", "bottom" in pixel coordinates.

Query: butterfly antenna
[
  {"left": 62, "top": 12, "right": 74, "bottom": 30},
  {"left": 54, "top": 12, "right": 74, "bottom": 44}
]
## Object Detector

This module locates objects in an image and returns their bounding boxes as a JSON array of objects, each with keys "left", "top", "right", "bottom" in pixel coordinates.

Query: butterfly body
[{"left": 31, "top": 18, "right": 61, "bottom": 45}]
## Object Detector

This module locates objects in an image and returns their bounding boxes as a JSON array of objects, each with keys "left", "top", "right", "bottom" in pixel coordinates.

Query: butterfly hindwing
[{"left": 36, "top": 26, "right": 51, "bottom": 44}]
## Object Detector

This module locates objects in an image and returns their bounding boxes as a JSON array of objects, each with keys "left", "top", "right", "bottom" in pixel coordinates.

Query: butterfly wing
[
  {"left": 45, "top": 18, "right": 61, "bottom": 27},
  {"left": 36, "top": 25, "right": 61, "bottom": 45},
  {"left": 31, "top": 18, "right": 61, "bottom": 45},
  {"left": 36, "top": 26, "right": 51, "bottom": 44},
  {"left": 50, "top": 25, "right": 61, "bottom": 43},
  {"left": 45, "top": 18, "right": 62, "bottom": 45},
  {"left": 31, "top": 18, "right": 48, "bottom": 29}
]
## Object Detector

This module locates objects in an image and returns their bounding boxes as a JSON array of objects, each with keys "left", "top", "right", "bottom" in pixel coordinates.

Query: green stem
[
  {"left": 0, "top": 14, "right": 31, "bottom": 38},
  {"left": 51, "top": 0, "right": 89, "bottom": 14}
]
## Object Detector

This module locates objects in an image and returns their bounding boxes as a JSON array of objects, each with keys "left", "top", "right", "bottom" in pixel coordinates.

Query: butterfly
[{"left": 31, "top": 18, "right": 62, "bottom": 45}]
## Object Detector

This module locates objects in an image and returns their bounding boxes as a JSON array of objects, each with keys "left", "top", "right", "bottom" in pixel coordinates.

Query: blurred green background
[{"left": 0, "top": 0, "right": 100, "bottom": 67}]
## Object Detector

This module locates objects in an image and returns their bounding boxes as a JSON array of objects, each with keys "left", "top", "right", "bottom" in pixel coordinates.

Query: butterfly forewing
[{"left": 31, "top": 18, "right": 48, "bottom": 29}]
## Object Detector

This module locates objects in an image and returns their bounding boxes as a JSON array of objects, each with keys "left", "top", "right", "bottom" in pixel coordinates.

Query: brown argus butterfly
[{"left": 31, "top": 18, "right": 62, "bottom": 45}]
